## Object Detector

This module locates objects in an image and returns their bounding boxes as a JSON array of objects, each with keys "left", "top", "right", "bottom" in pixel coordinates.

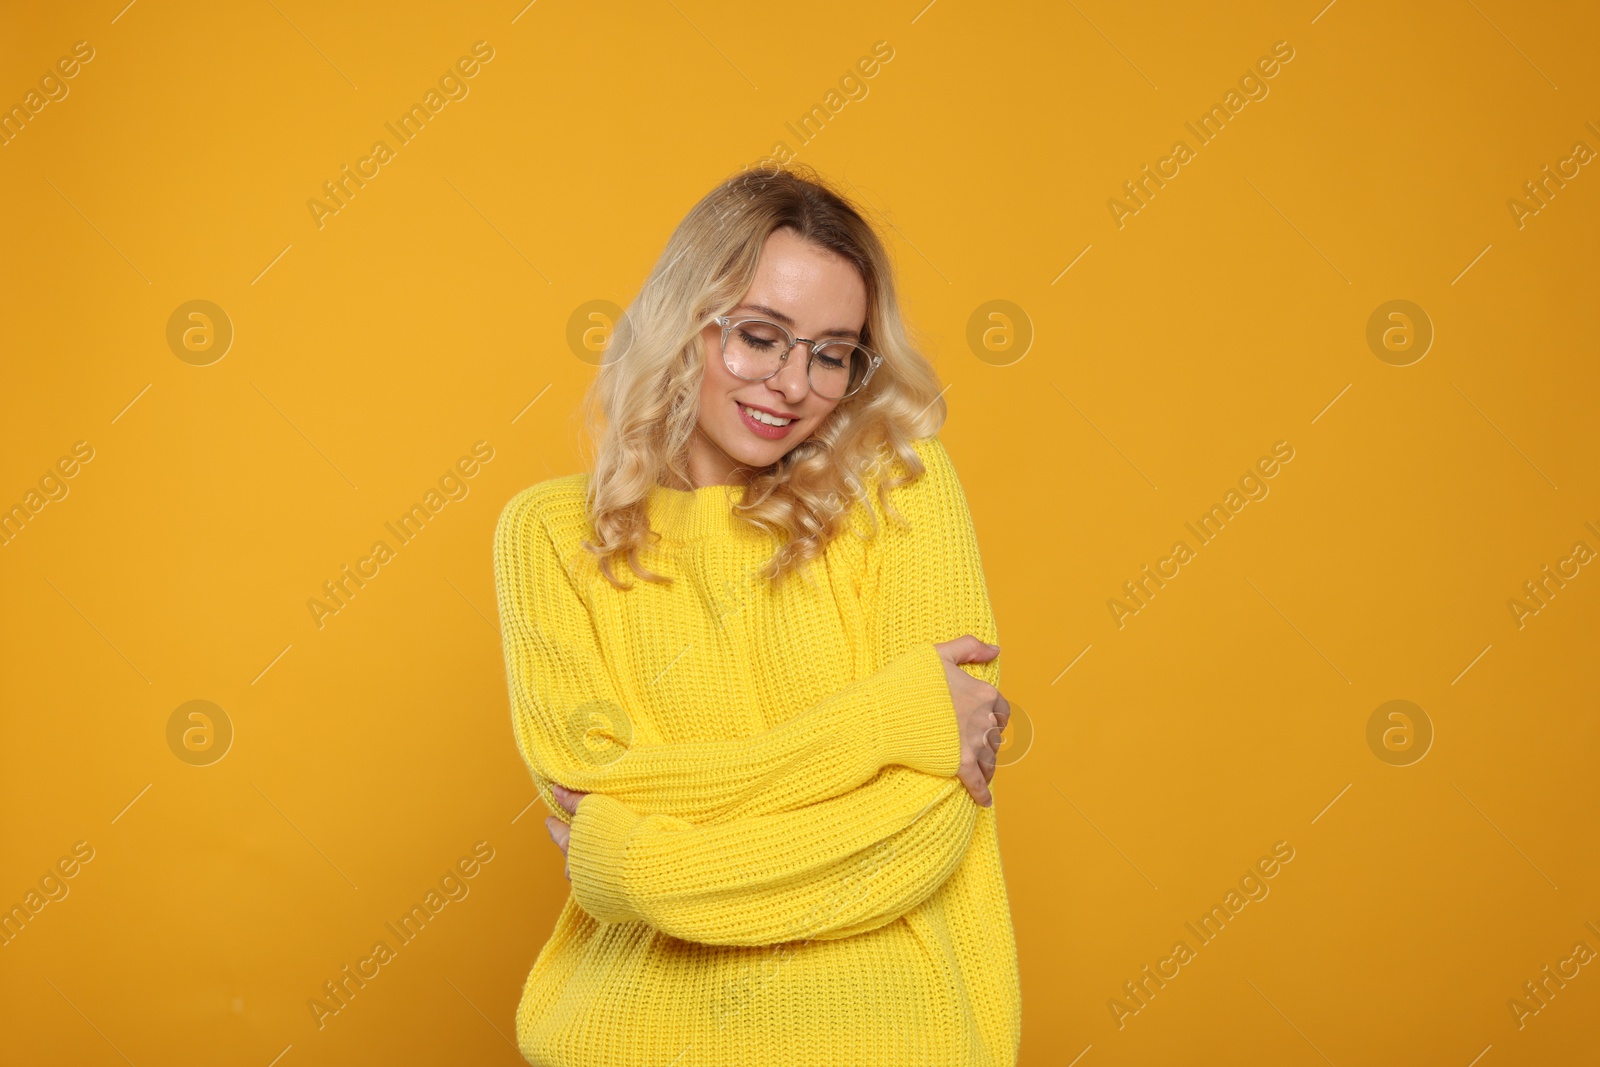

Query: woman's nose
[{"left": 771, "top": 347, "right": 812, "bottom": 399}]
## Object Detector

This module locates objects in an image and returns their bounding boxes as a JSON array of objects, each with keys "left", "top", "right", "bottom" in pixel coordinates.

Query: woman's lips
[{"left": 736, "top": 401, "right": 795, "bottom": 440}]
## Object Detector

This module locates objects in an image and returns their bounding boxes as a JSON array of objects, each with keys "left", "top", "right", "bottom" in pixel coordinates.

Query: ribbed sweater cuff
[
  {"left": 869, "top": 643, "right": 962, "bottom": 778},
  {"left": 567, "top": 793, "right": 645, "bottom": 925}
]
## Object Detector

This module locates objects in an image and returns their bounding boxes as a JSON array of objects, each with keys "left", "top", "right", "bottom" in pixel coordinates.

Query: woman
[{"left": 492, "top": 163, "right": 1021, "bottom": 1066}]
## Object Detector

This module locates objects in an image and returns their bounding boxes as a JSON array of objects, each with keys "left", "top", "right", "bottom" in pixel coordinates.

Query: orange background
[{"left": 3, "top": 1, "right": 1598, "bottom": 1064}]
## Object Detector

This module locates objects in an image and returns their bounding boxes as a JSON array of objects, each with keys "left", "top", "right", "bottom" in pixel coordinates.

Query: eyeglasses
[{"left": 714, "top": 315, "right": 883, "bottom": 401}]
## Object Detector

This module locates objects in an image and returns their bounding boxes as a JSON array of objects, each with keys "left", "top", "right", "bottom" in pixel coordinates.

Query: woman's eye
[
  {"left": 816, "top": 354, "right": 847, "bottom": 369},
  {"left": 738, "top": 330, "right": 777, "bottom": 349}
]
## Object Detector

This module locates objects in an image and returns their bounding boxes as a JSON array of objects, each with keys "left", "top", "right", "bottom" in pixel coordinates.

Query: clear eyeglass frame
[{"left": 713, "top": 315, "right": 883, "bottom": 401}]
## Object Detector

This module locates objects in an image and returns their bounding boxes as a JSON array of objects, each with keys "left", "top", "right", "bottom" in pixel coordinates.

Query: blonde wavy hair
[{"left": 578, "top": 162, "right": 947, "bottom": 589}]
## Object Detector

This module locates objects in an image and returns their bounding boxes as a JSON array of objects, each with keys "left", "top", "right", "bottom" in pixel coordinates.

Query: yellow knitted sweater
[{"left": 492, "top": 434, "right": 1021, "bottom": 1066}]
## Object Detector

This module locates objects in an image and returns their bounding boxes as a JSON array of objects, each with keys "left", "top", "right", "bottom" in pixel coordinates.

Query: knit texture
[{"left": 493, "top": 434, "right": 1021, "bottom": 1066}]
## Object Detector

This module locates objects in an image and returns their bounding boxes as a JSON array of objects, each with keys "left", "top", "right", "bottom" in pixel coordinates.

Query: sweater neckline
[{"left": 646, "top": 481, "right": 762, "bottom": 542}]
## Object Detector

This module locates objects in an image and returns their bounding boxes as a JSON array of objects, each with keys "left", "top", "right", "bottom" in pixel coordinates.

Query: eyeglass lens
[{"left": 723, "top": 319, "right": 869, "bottom": 400}]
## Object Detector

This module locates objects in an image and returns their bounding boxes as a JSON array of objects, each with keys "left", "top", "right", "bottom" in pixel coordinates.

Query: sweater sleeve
[
  {"left": 493, "top": 483, "right": 964, "bottom": 826},
  {"left": 567, "top": 768, "right": 975, "bottom": 945},
  {"left": 564, "top": 435, "right": 1003, "bottom": 945},
  {"left": 864, "top": 435, "right": 1002, "bottom": 695}
]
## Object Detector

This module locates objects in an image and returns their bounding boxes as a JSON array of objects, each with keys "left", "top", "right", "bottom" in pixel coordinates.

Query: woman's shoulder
[
  {"left": 840, "top": 433, "right": 987, "bottom": 591},
  {"left": 862, "top": 433, "right": 965, "bottom": 508},
  {"left": 495, "top": 472, "right": 592, "bottom": 549},
  {"left": 845, "top": 433, "right": 971, "bottom": 537},
  {"left": 907, "top": 433, "right": 959, "bottom": 481}
]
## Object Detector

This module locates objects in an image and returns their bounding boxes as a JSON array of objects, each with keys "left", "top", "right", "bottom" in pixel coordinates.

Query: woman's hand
[
  {"left": 932, "top": 636, "right": 1010, "bottom": 808},
  {"left": 545, "top": 782, "right": 588, "bottom": 881}
]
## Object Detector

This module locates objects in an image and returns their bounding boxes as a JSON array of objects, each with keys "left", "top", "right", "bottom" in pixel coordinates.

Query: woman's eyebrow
[{"left": 733, "top": 302, "right": 861, "bottom": 340}]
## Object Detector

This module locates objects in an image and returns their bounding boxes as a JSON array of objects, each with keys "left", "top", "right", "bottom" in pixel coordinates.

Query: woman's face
[{"left": 686, "top": 227, "right": 867, "bottom": 487}]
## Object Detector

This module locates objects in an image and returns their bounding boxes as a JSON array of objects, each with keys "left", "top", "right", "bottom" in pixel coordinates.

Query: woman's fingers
[
  {"left": 934, "top": 634, "right": 1001, "bottom": 666},
  {"left": 545, "top": 817, "right": 572, "bottom": 881},
  {"left": 546, "top": 795, "right": 580, "bottom": 881},
  {"left": 978, "top": 695, "right": 1010, "bottom": 786},
  {"left": 549, "top": 781, "right": 588, "bottom": 815},
  {"left": 957, "top": 761, "right": 994, "bottom": 807}
]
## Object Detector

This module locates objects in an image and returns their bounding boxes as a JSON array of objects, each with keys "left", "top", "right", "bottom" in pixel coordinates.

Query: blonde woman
[{"left": 493, "top": 164, "right": 1020, "bottom": 1066}]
